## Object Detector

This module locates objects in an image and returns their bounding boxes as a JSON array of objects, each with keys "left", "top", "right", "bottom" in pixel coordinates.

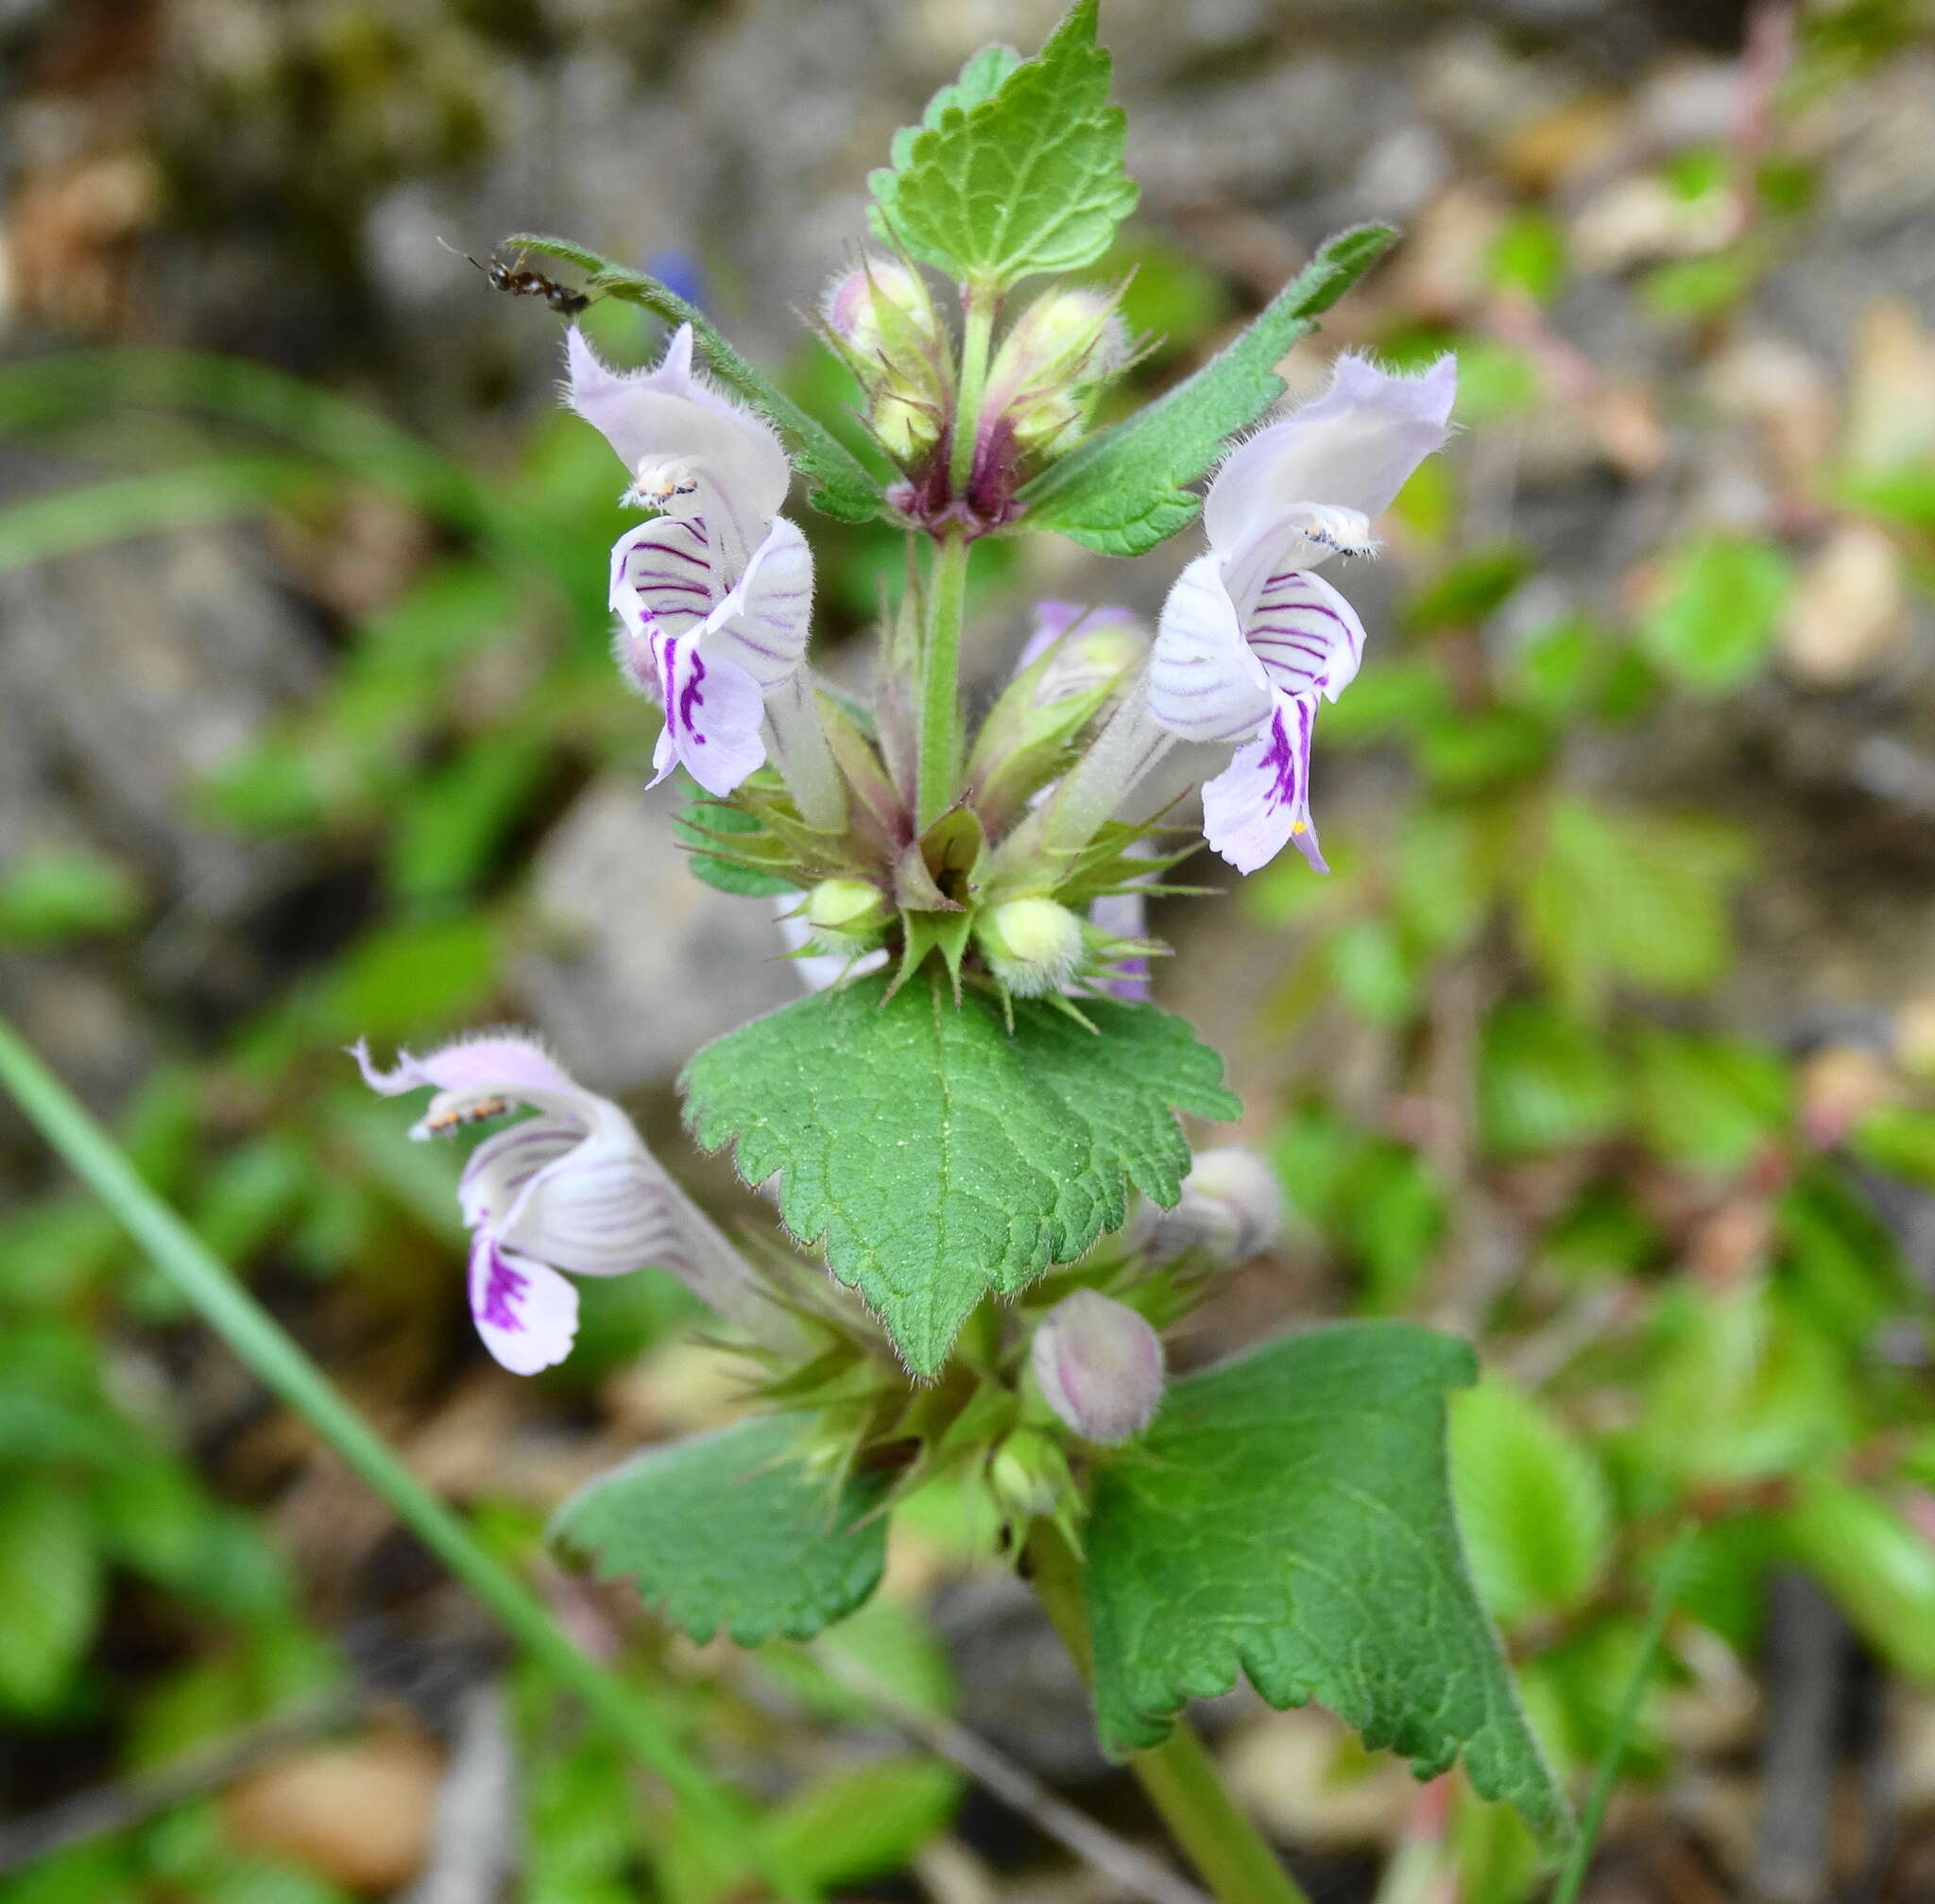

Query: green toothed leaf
[
  {"left": 867, "top": 1, "right": 1138, "bottom": 290},
  {"left": 1082, "top": 1323, "right": 1570, "bottom": 1850},
  {"left": 551, "top": 1414, "right": 887, "bottom": 1645},
  {"left": 681, "top": 970, "right": 1239, "bottom": 1375},
  {"left": 1017, "top": 224, "right": 1397, "bottom": 555}
]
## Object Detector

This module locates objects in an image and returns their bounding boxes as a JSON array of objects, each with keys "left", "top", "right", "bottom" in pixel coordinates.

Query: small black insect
[{"left": 445, "top": 240, "right": 592, "bottom": 316}]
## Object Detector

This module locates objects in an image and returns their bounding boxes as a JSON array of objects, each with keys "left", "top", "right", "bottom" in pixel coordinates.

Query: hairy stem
[
  {"left": 917, "top": 525, "right": 970, "bottom": 828},
  {"left": 914, "top": 285, "right": 999, "bottom": 832},
  {"left": 1026, "top": 1521, "right": 1314, "bottom": 1904},
  {"left": 0, "top": 1016, "right": 820, "bottom": 1904}
]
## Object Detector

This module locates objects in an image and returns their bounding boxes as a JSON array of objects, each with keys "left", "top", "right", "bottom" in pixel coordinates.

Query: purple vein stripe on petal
[{"left": 479, "top": 1244, "right": 530, "bottom": 1331}]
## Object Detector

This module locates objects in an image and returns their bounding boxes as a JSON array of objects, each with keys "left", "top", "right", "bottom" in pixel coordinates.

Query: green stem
[
  {"left": 947, "top": 285, "right": 998, "bottom": 496},
  {"left": 1550, "top": 1524, "right": 1696, "bottom": 1904},
  {"left": 0, "top": 1017, "right": 818, "bottom": 1904},
  {"left": 1027, "top": 1522, "right": 1314, "bottom": 1904},
  {"left": 916, "top": 525, "right": 970, "bottom": 829},
  {"left": 913, "top": 284, "right": 999, "bottom": 832}
]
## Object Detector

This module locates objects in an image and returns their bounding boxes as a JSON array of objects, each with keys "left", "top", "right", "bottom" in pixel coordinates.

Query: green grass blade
[
  {"left": 0, "top": 350, "right": 558, "bottom": 572},
  {"left": 1550, "top": 1524, "right": 1697, "bottom": 1904},
  {"left": 0, "top": 458, "right": 322, "bottom": 573}
]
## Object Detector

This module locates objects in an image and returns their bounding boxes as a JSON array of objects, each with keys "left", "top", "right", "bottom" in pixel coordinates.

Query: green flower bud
[
  {"left": 823, "top": 259, "right": 927, "bottom": 360},
  {"left": 965, "top": 605, "right": 1148, "bottom": 833},
  {"left": 821, "top": 257, "right": 950, "bottom": 468},
  {"left": 988, "top": 1426, "right": 1075, "bottom": 1522},
  {"left": 870, "top": 392, "right": 943, "bottom": 466},
  {"left": 975, "top": 897, "right": 1085, "bottom": 997},
  {"left": 1033, "top": 616, "right": 1148, "bottom": 709},
  {"left": 806, "top": 877, "right": 891, "bottom": 948},
  {"left": 984, "top": 287, "right": 1130, "bottom": 462}
]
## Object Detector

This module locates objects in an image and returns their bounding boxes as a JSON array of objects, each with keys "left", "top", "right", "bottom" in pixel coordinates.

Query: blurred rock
[
  {"left": 1704, "top": 334, "right": 1838, "bottom": 491},
  {"left": 931, "top": 1572, "right": 1102, "bottom": 1782},
  {"left": 515, "top": 774, "right": 801, "bottom": 1092},
  {"left": 223, "top": 1724, "right": 444, "bottom": 1895},
  {"left": 1221, "top": 1708, "right": 1413, "bottom": 1848},
  {"left": 1569, "top": 172, "right": 1736, "bottom": 273},
  {"left": 1797, "top": 1041, "right": 1897, "bottom": 1150},
  {"left": 1781, "top": 523, "right": 1909, "bottom": 688},
  {"left": 1842, "top": 299, "right": 1935, "bottom": 475}
]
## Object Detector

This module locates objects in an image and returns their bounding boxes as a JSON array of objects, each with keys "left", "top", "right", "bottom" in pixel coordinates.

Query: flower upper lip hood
[
  {"left": 566, "top": 322, "right": 790, "bottom": 579},
  {"left": 1202, "top": 352, "right": 1458, "bottom": 564},
  {"left": 353, "top": 1031, "right": 772, "bottom": 1373},
  {"left": 566, "top": 323, "right": 817, "bottom": 802},
  {"left": 1147, "top": 352, "right": 1456, "bottom": 876}
]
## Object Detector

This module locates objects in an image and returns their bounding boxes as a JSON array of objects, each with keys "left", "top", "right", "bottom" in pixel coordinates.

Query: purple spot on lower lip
[
  {"left": 1259, "top": 708, "right": 1298, "bottom": 812},
  {"left": 480, "top": 1244, "right": 530, "bottom": 1331},
  {"left": 678, "top": 650, "right": 708, "bottom": 745}
]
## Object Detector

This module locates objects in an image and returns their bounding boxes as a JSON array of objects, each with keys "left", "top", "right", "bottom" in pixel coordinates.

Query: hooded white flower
[
  {"left": 567, "top": 324, "right": 813, "bottom": 798},
  {"left": 353, "top": 1031, "right": 764, "bottom": 1373},
  {"left": 1148, "top": 352, "right": 1456, "bottom": 873}
]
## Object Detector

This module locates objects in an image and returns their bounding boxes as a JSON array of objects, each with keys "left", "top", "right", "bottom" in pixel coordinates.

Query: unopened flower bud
[
  {"left": 870, "top": 392, "right": 943, "bottom": 466},
  {"left": 1031, "top": 1290, "right": 1165, "bottom": 1446},
  {"left": 976, "top": 897, "right": 1084, "bottom": 997},
  {"left": 806, "top": 877, "right": 891, "bottom": 948},
  {"left": 1033, "top": 615, "right": 1148, "bottom": 708},
  {"left": 1142, "top": 1147, "right": 1284, "bottom": 1266},
  {"left": 988, "top": 1425, "right": 1075, "bottom": 1520},
  {"left": 821, "top": 257, "right": 949, "bottom": 468},
  {"left": 823, "top": 258, "right": 928, "bottom": 358},
  {"left": 985, "top": 287, "right": 1130, "bottom": 462}
]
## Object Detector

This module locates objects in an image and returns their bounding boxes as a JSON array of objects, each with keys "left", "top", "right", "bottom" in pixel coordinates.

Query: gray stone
[{"left": 515, "top": 774, "right": 803, "bottom": 1093}]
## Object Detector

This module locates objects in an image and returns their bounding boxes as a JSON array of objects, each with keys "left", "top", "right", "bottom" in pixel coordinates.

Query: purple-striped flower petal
[
  {"left": 646, "top": 631, "right": 767, "bottom": 798},
  {"left": 458, "top": 1116, "right": 582, "bottom": 1230},
  {"left": 1238, "top": 565, "right": 1366, "bottom": 703},
  {"left": 1199, "top": 690, "right": 1327, "bottom": 875},
  {"left": 704, "top": 516, "right": 813, "bottom": 691},
  {"left": 1147, "top": 554, "right": 1273, "bottom": 744},
  {"left": 610, "top": 511, "right": 718, "bottom": 639},
  {"left": 1143, "top": 352, "right": 1455, "bottom": 875},
  {"left": 356, "top": 1032, "right": 774, "bottom": 1372},
  {"left": 469, "top": 1231, "right": 579, "bottom": 1375}
]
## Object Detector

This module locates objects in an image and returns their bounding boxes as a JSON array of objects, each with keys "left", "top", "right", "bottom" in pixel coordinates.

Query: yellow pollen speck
[{"left": 1292, "top": 821, "right": 1307, "bottom": 835}]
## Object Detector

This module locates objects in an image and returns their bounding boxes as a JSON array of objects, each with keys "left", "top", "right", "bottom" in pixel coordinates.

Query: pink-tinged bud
[
  {"left": 822, "top": 258, "right": 928, "bottom": 357},
  {"left": 1030, "top": 1289, "right": 1165, "bottom": 1446},
  {"left": 821, "top": 257, "right": 950, "bottom": 468},
  {"left": 1142, "top": 1147, "right": 1284, "bottom": 1266}
]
